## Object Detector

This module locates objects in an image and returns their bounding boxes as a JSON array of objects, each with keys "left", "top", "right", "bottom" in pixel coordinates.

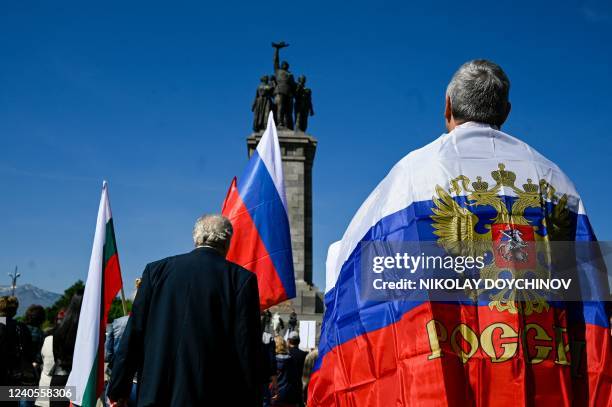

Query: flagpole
[{"left": 119, "top": 286, "right": 128, "bottom": 316}]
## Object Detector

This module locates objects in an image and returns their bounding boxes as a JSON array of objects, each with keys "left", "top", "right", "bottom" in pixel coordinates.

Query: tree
[
  {"left": 45, "top": 280, "right": 85, "bottom": 324},
  {"left": 108, "top": 297, "right": 132, "bottom": 323},
  {"left": 44, "top": 280, "right": 133, "bottom": 328}
]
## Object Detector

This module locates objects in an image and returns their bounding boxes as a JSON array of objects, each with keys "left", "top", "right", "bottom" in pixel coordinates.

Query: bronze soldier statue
[
  {"left": 288, "top": 311, "right": 298, "bottom": 333},
  {"left": 272, "top": 41, "right": 296, "bottom": 129},
  {"left": 294, "top": 75, "right": 314, "bottom": 132},
  {"left": 251, "top": 75, "right": 275, "bottom": 131}
]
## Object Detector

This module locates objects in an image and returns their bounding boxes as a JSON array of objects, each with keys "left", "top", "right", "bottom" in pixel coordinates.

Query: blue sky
[{"left": 1, "top": 1, "right": 611, "bottom": 294}]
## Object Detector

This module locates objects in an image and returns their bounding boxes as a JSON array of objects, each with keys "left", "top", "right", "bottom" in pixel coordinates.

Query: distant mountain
[{"left": 0, "top": 284, "right": 61, "bottom": 316}]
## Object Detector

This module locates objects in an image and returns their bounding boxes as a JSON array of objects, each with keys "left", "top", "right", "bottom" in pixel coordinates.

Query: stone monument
[{"left": 247, "top": 42, "right": 323, "bottom": 330}]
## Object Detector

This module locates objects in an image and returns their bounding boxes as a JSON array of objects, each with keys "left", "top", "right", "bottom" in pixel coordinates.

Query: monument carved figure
[
  {"left": 251, "top": 41, "right": 315, "bottom": 133},
  {"left": 294, "top": 75, "right": 314, "bottom": 132},
  {"left": 272, "top": 312, "right": 285, "bottom": 335},
  {"left": 288, "top": 311, "right": 298, "bottom": 333},
  {"left": 251, "top": 75, "right": 275, "bottom": 131},
  {"left": 272, "top": 41, "right": 296, "bottom": 129}
]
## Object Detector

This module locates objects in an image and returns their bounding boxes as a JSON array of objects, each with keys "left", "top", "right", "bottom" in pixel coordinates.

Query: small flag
[
  {"left": 222, "top": 112, "right": 296, "bottom": 309},
  {"left": 67, "top": 181, "right": 123, "bottom": 406}
]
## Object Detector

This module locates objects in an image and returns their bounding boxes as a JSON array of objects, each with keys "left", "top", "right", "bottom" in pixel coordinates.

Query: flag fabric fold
[
  {"left": 309, "top": 123, "right": 611, "bottom": 406},
  {"left": 222, "top": 112, "right": 296, "bottom": 309},
  {"left": 67, "top": 181, "right": 123, "bottom": 406}
]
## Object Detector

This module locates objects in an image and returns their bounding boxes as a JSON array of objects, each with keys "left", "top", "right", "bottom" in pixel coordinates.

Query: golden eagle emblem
[{"left": 431, "top": 163, "right": 571, "bottom": 315}]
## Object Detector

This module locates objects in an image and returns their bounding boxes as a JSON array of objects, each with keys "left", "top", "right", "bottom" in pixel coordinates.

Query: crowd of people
[
  {"left": 260, "top": 317, "right": 318, "bottom": 407},
  {"left": 0, "top": 293, "right": 83, "bottom": 407},
  {"left": 0, "top": 215, "right": 320, "bottom": 407}
]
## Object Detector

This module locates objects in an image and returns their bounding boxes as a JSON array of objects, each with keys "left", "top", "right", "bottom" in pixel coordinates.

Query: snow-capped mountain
[{"left": 0, "top": 284, "right": 61, "bottom": 316}]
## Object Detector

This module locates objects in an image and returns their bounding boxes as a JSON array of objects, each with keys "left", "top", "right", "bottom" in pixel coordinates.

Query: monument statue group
[
  {"left": 247, "top": 41, "right": 323, "bottom": 343},
  {"left": 252, "top": 42, "right": 314, "bottom": 132}
]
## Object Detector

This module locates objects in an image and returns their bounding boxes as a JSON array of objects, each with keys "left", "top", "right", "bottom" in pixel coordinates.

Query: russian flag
[
  {"left": 222, "top": 112, "right": 296, "bottom": 310},
  {"left": 309, "top": 123, "right": 611, "bottom": 406}
]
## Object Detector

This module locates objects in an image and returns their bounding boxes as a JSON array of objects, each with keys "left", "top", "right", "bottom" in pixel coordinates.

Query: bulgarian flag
[{"left": 67, "top": 181, "right": 124, "bottom": 406}]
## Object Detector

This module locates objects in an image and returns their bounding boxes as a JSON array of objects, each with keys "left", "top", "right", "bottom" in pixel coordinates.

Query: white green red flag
[{"left": 67, "top": 181, "right": 124, "bottom": 406}]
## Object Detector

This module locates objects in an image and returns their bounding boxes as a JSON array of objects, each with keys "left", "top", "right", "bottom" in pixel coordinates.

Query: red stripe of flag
[{"left": 222, "top": 177, "right": 287, "bottom": 309}]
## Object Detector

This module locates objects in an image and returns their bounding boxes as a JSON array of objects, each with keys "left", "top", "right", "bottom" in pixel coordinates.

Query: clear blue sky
[{"left": 1, "top": 1, "right": 611, "bottom": 294}]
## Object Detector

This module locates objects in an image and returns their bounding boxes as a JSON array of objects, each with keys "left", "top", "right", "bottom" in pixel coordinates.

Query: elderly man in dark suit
[{"left": 108, "top": 214, "right": 262, "bottom": 406}]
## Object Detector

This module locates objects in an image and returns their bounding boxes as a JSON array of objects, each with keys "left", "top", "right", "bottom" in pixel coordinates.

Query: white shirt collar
[{"left": 455, "top": 121, "right": 499, "bottom": 130}]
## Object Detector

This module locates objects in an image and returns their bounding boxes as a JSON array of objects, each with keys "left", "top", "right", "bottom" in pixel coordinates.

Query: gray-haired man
[
  {"left": 444, "top": 59, "right": 511, "bottom": 131},
  {"left": 108, "top": 214, "right": 262, "bottom": 406}
]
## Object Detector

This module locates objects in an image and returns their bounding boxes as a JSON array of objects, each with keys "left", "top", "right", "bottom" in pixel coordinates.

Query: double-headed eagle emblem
[{"left": 430, "top": 163, "right": 571, "bottom": 315}]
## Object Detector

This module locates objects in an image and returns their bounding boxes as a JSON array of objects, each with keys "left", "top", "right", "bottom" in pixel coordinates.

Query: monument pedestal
[{"left": 247, "top": 129, "right": 324, "bottom": 332}]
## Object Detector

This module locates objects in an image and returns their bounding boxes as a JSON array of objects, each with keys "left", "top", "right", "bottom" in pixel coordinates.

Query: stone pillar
[{"left": 247, "top": 129, "right": 317, "bottom": 288}]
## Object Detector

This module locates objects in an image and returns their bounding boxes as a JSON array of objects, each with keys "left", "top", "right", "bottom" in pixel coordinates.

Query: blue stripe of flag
[
  {"left": 316, "top": 198, "right": 607, "bottom": 370},
  {"left": 237, "top": 150, "right": 296, "bottom": 299}
]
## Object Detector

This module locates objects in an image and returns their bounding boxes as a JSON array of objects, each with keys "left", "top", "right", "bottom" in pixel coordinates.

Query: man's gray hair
[
  {"left": 446, "top": 59, "right": 510, "bottom": 126},
  {"left": 192, "top": 214, "right": 233, "bottom": 249}
]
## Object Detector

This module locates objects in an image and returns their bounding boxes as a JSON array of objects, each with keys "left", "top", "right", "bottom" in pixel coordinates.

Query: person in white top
[{"left": 35, "top": 335, "right": 53, "bottom": 407}]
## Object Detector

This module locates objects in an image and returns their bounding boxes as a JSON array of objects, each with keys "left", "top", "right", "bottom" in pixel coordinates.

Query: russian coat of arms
[{"left": 430, "top": 163, "right": 571, "bottom": 315}]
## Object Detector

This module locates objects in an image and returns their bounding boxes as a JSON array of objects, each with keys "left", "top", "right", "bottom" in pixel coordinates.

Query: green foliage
[
  {"left": 44, "top": 280, "right": 133, "bottom": 326},
  {"left": 45, "top": 280, "right": 85, "bottom": 324},
  {"left": 108, "top": 297, "right": 132, "bottom": 323}
]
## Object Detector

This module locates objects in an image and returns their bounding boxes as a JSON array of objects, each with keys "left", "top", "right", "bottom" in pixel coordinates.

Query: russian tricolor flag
[
  {"left": 222, "top": 112, "right": 296, "bottom": 309},
  {"left": 309, "top": 123, "right": 611, "bottom": 406}
]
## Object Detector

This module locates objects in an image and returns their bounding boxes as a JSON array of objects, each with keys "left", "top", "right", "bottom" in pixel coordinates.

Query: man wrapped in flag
[
  {"left": 222, "top": 111, "right": 296, "bottom": 309},
  {"left": 310, "top": 60, "right": 611, "bottom": 406},
  {"left": 67, "top": 181, "right": 124, "bottom": 407}
]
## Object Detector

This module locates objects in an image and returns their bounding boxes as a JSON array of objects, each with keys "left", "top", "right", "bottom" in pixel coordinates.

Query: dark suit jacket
[
  {"left": 289, "top": 346, "right": 308, "bottom": 382},
  {"left": 108, "top": 247, "right": 262, "bottom": 406}
]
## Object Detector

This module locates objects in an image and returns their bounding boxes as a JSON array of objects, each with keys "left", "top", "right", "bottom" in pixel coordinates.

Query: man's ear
[
  {"left": 445, "top": 95, "right": 453, "bottom": 131},
  {"left": 445, "top": 95, "right": 452, "bottom": 122}
]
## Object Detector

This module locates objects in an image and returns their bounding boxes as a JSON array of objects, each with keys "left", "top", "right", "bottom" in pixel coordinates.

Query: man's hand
[
  {"left": 109, "top": 398, "right": 128, "bottom": 407},
  {"left": 270, "top": 375, "right": 279, "bottom": 400}
]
